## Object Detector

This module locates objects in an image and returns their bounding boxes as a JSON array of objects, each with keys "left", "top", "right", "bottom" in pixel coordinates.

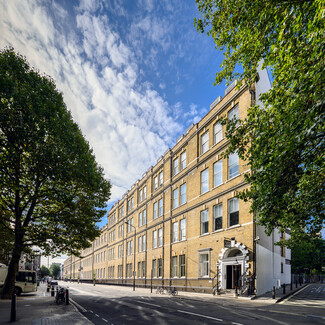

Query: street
[{"left": 59, "top": 282, "right": 325, "bottom": 325}]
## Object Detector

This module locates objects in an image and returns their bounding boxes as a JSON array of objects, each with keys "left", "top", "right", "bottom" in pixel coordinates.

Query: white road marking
[
  {"left": 101, "top": 318, "right": 108, "bottom": 323},
  {"left": 69, "top": 298, "right": 87, "bottom": 313},
  {"left": 177, "top": 310, "right": 223, "bottom": 322},
  {"left": 89, "top": 310, "right": 93, "bottom": 313},
  {"left": 135, "top": 300, "right": 160, "bottom": 308},
  {"left": 279, "top": 284, "right": 310, "bottom": 304},
  {"left": 95, "top": 314, "right": 99, "bottom": 317}
]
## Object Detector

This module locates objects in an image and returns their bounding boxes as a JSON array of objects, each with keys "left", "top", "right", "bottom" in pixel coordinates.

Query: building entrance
[{"left": 226, "top": 264, "right": 242, "bottom": 289}]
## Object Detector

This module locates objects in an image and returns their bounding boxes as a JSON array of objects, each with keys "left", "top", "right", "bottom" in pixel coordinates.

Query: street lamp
[
  {"left": 234, "top": 258, "right": 239, "bottom": 296},
  {"left": 125, "top": 221, "right": 136, "bottom": 291}
]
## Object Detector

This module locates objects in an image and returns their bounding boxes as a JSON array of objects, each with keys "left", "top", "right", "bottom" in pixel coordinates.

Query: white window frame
[
  {"left": 142, "top": 234, "right": 146, "bottom": 251},
  {"left": 228, "top": 152, "right": 239, "bottom": 179},
  {"left": 172, "top": 256, "right": 178, "bottom": 278},
  {"left": 228, "top": 198, "right": 239, "bottom": 227},
  {"left": 154, "top": 176, "right": 158, "bottom": 190},
  {"left": 173, "top": 158, "right": 179, "bottom": 176},
  {"left": 153, "top": 230, "right": 157, "bottom": 248},
  {"left": 180, "top": 183, "right": 186, "bottom": 205},
  {"left": 159, "top": 171, "right": 164, "bottom": 186},
  {"left": 153, "top": 202, "right": 158, "bottom": 219},
  {"left": 200, "top": 209, "right": 209, "bottom": 235},
  {"left": 213, "top": 159, "right": 223, "bottom": 187},
  {"left": 201, "top": 168, "right": 209, "bottom": 194},
  {"left": 198, "top": 250, "right": 210, "bottom": 277},
  {"left": 143, "top": 209, "right": 147, "bottom": 225},
  {"left": 179, "top": 254, "right": 186, "bottom": 277},
  {"left": 213, "top": 203, "right": 223, "bottom": 231},
  {"left": 173, "top": 188, "right": 179, "bottom": 209},
  {"left": 172, "top": 222, "right": 178, "bottom": 243},
  {"left": 201, "top": 131, "right": 209, "bottom": 154},
  {"left": 228, "top": 105, "right": 239, "bottom": 123},
  {"left": 180, "top": 151, "right": 186, "bottom": 170},
  {"left": 180, "top": 219, "right": 186, "bottom": 241},
  {"left": 152, "top": 259, "right": 157, "bottom": 278},
  {"left": 213, "top": 122, "right": 223, "bottom": 144},
  {"left": 158, "top": 228, "right": 163, "bottom": 247},
  {"left": 158, "top": 198, "right": 163, "bottom": 217},
  {"left": 139, "top": 211, "right": 143, "bottom": 227}
]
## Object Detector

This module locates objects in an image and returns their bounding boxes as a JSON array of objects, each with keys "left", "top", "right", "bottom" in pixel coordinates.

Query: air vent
[
  {"left": 210, "top": 96, "right": 222, "bottom": 110},
  {"left": 176, "top": 134, "right": 184, "bottom": 143},
  {"left": 186, "top": 123, "right": 194, "bottom": 134},
  {"left": 225, "top": 80, "right": 238, "bottom": 96}
]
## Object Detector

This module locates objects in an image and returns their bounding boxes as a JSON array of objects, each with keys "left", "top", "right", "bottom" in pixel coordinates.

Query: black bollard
[
  {"left": 290, "top": 282, "right": 292, "bottom": 291},
  {"left": 283, "top": 284, "right": 286, "bottom": 294},
  {"left": 272, "top": 286, "right": 275, "bottom": 299},
  {"left": 295, "top": 280, "right": 298, "bottom": 288},
  {"left": 65, "top": 289, "right": 69, "bottom": 305},
  {"left": 51, "top": 286, "right": 55, "bottom": 297},
  {"left": 10, "top": 291, "right": 16, "bottom": 322}
]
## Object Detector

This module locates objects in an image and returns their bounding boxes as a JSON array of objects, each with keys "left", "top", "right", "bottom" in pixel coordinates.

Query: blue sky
[{"left": 1, "top": 0, "right": 226, "bottom": 228}]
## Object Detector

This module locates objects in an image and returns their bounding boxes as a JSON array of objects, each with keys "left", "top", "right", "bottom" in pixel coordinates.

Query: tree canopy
[
  {"left": 40, "top": 265, "right": 50, "bottom": 278},
  {"left": 0, "top": 48, "right": 111, "bottom": 298},
  {"left": 195, "top": 0, "right": 325, "bottom": 245},
  {"left": 291, "top": 237, "right": 325, "bottom": 274},
  {"left": 49, "top": 263, "right": 61, "bottom": 279}
]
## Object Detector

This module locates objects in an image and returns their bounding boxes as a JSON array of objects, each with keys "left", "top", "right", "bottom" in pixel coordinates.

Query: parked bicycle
[
  {"left": 167, "top": 286, "right": 178, "bottom": 296},
  {"left": 156, "top": 286, "right": 164, "bottom": 294},
  {"left": 55, "top": 287, "right": 66, "bottom": 304}
]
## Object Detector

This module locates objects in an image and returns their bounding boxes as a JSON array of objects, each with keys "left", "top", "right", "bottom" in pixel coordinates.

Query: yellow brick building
[{"left": 64, "top": 74, "right": 291, "bottom": 295}]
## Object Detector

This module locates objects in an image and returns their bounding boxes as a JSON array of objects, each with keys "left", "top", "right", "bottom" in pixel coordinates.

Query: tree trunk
[{"left": 1, "top": 243, "right": 22, "bottom": 299}]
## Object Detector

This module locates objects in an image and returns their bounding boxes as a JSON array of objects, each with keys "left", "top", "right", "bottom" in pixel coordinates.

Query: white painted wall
[
  {"left": 256, "top": 226, "right": 291, "bottom": 295},
  {"left": 255, "top": 59, "right": 272, "bottom": 107}
]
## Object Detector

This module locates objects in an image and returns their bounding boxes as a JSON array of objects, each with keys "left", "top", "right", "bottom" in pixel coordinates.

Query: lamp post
[
  {"left": 125, "top": 221, "right": 136, "bottom": 291},
  {"left": 216, "top": 262, "right": 220, "bottom": 294},
  {"left": 234, "top": 258, "right": 239, "bottom": 296}
]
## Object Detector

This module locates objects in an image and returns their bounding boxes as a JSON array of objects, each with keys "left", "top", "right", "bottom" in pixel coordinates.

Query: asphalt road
[{"left": 60, "top": 282, "right": 325, "bottom": 325}]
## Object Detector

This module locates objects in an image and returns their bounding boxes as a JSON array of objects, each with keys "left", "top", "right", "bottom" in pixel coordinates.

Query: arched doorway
[{"left": 218, "top": 242, "right": 249, "bottom": 290}]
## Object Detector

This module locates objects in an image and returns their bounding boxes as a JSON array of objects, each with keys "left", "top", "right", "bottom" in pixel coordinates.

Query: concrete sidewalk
[{"left": 0, "top": 283, "right": 92, "bottom": 325}]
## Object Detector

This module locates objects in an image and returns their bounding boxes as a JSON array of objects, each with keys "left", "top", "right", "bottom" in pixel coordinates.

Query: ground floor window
[
  {"left": 179, "top": 254, "right": 186, "bottom": 277},
  {"left": 142, "top": 261, "right": 146, "bottom": 278},
  {"left": 152, "top": 259, "right": 157, "bottom": 278},
  {"left": 137, "top": 262, "right": 141, "bottom": 278},
  {"left": 172, "top": 256, "right": 177, "bottom": 277},
  {"left": 199, "top": 251, "right": 210, "bottom": 277},
  {"left": 126, "top": 263, "right": 133, "bottom": 278},
  {"left": 118, "top": 265, "right": 123, "bottom": 278},
  {"left": 158, "top": 258, "right": 163, "bottom": 278}
]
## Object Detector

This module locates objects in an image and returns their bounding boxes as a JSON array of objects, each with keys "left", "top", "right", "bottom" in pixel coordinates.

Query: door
[
  {"left": 233, "top": 264, "right": 241, "bottom": 289},
  {"left": 226, "top": 265, "right": 232, "bottom": 289},
  {"left": 226, "top": 264, "right": 242, "bottom": 289}
]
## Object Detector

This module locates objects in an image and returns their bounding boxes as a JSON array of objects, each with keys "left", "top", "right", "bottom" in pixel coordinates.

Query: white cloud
[{"left": 0, "top": 0, "right": 182, "bottom": 203}]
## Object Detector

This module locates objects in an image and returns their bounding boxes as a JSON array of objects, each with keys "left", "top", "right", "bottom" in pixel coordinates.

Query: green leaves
[
  {"left": 0, "top": 48, "right": 111, "bottom": 257},
  {"left": 196, "top": 1, "right": 325, "bottom": 244}
]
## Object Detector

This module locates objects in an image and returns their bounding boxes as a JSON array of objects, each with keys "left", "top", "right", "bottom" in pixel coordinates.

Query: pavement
[
  {"left": 0, "top": 283, "right": 92, "bottom": 325},
  {"left": 0, "top": 281, "right": 309, "bottom": 324}
]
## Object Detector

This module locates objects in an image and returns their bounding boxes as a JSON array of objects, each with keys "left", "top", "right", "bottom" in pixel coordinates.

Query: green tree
[
  {"left": 40, "top": 265, "right": 50, "bottom": 278},
  {"left": 49, "top": 263, "right": 61, "bottom": 279},
  {"left": 291, "top": 238, "right": 325, "bottom": 274},
  {"left": 0, "top": 48, "right": 111, "bottom": 299},
  {"left": 195, "top": 1, "right": 325, "bottom": 245}
]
